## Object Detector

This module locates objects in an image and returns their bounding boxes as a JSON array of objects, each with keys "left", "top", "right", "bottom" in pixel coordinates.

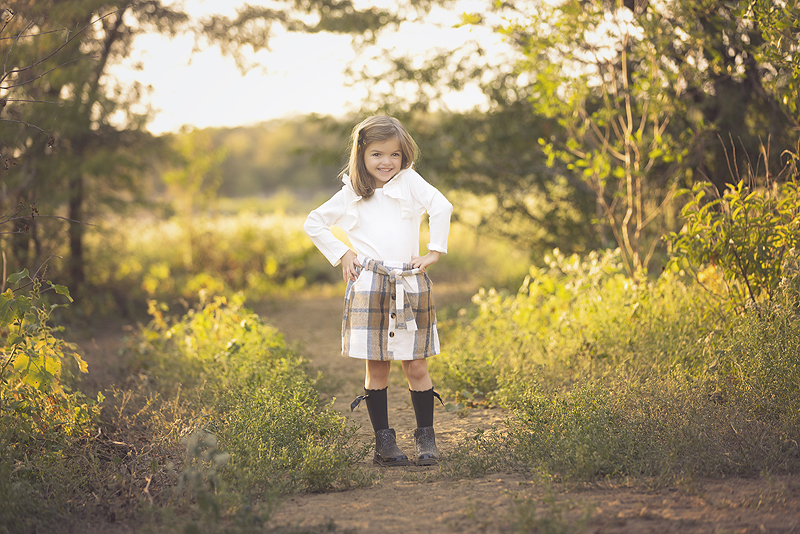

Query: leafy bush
[
  {"left": 128, "top": 294, "right": 375, "bottom": 524},
  {"left": 0, "top": 270, "right": 103, "bottom": 533},
  {"left": 2, "top": 287, "right": 373, "bottom": 532},
  {"left": 84, "top": 212, "right": 331, "bottom": 314},
  {"left": 435, "top": 249, "right": 800, "bottom": 482},
  {"left": 432, "top": 248, "right": 706, "bottom": 403},
  {"left": 666, "top": 176, "right": 800, "bottom": 314},
  {"left": 1, "top": 268, "right": 83, "bottom": 396}
]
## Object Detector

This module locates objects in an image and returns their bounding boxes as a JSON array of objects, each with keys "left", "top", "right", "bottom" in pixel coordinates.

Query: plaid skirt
[{"left": 341, "top": 256, "right": 440, "bottom": 360}]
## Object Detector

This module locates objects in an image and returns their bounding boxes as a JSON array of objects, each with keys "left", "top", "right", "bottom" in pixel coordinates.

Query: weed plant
[
  {"left": 1, "top": 293, "right": 373, "bottom": 533},
  {"left": 0, "top": 385, "right": 103, "bottom": 534},
  {"left": 127, "top": 294, "right": 375, "bottom": 527},
  {"left": 435, "top": 249, "right": 800, "bottom": 482},
  {"left": 1, "top": 269, "right": 104, "bottom": 533}
]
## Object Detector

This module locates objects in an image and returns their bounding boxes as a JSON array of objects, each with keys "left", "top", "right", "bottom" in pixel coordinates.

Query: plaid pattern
[{"left": 342, "top": 258, "right": 439, "bottom": 360}]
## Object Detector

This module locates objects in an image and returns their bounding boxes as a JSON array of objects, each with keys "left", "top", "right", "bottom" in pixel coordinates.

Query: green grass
[{"left": 5, "top": 198, "right": 799, "bottom": 532}]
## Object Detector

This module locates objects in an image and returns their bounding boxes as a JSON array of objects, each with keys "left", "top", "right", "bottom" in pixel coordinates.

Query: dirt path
[{"left": 256, "top": 288, "right": 800, "bottom": 534}]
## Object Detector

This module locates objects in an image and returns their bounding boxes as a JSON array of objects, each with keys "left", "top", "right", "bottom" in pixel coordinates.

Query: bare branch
[
  {"left": 0, "top": 117, "right": 52, "bottom": 136},
  {"left": 0, "top": 10, "right": 121, "bottom": 87},
  {"left": 3, "top": 214, "right": 97, "bottom": 227},
  {"left": 3, "top": 18, "right": 35, "bottom": 78},
  {"left": 32, "top": 254, "right": 62, "bottom": 282},
  {"left": 1, "top": 54, "right": 96, "bottom": 90},
  {"left": 0, "top": 28, "right": 73, "bottom": 41},
  {"left": 4, "top": 98, "right": 61, "bottom": 105}
]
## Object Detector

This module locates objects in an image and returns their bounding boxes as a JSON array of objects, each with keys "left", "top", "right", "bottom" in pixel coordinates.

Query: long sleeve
[
  {"left": 304, "top": 189, "right": 352, "bottom": 266},
  {"left": 407, "top": 171, "right": 453, "bottom": 254}
]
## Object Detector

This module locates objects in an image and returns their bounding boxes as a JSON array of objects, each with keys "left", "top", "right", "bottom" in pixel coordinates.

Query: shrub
[
  {"left": 0, "top": 270, "right": 103, "bottom": 533},
  {"left": 432, "top": 248, "right": 707, "bottom": 403},
  {"left": 83, "top": 212, "right": 334, "bottom": 314},
  {"left": 436, "top": 249, "right": 800, "bottom": 482},
  {"left": 127, "top": 294, "right": 375, "bottom": 523},
  {"left": 666, "top": 176, "right": 800, "bottom": 315}
]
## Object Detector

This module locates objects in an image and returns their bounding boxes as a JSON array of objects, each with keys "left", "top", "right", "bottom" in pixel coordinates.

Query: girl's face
[{"left": 363, "top": 137, "right": 403, "bottom": 188}]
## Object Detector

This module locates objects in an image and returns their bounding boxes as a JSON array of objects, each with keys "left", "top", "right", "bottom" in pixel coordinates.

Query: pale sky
[{"left": 110, "top": 0, "right": 503, "bottom": 135}]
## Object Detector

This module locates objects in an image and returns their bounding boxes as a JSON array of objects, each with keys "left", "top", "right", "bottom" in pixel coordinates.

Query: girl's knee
[{"left": 403, "top": 359, "right": 429, "bottom": 382}]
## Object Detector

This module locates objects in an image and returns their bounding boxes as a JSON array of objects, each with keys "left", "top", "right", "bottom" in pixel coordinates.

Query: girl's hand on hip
[
  {"left": 341, "top": 249, "right": 362, "bottom": 282},
  {"left": 410, "top": 251, "right": 441, "bottom": 273}
]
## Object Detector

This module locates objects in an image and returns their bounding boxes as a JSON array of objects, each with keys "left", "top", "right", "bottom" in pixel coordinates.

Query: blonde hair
[{"left": 343, "top": 116, "right": 418, "bottom": 198}]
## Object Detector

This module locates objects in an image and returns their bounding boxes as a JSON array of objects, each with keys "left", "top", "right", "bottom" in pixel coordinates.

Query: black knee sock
[
  {"left": 410, "top": 388, "right": 435, "bottom": 428},
  {"left": 364, "top": 387, "right": 389, "bottom": 432}
]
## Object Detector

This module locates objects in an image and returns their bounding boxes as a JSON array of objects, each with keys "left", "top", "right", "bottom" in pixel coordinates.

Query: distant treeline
[{"left": 185, "top": 115, "right": 350, "bottom": 199}]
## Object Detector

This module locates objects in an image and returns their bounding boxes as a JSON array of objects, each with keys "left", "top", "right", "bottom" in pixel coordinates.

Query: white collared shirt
[{"left": 304, "top": 168, "right": 453, "bottom": 266}]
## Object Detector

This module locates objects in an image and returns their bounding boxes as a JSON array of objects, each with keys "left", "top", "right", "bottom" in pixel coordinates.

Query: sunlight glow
[{"left": 108, "top": 0, "right": 499, "bottom": 134}]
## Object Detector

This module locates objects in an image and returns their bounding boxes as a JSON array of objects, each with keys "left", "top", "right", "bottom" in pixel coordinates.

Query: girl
[{"left": 304, "top": 115, "right": 453, "bottom": 467}]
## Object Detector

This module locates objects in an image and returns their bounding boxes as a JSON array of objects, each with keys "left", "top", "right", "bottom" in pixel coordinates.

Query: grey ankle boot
[
  {"left": 413, "top": 426, "right": 439, "bottom": 466},
  {"left": 374, "top": 428, "right": 410, "bottom": 467}
]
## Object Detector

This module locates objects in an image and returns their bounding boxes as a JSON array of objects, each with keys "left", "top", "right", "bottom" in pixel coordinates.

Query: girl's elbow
[
  {"left": 303, "top": 213, "right": 319, "bottom": 237},
  {"left": 440, "top": 199, "right": 454, "bottom": 218}
]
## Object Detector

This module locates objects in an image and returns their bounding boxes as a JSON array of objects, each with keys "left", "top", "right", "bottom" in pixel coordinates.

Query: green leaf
[
  {"left": 13, "top": 295, "right": 32, "bottom": 319},
  {"left": 7, "top": 333, "right": 24, "bottom": 347},
  {"left": 72, "top": 353, "right": 89, "bottom": 373},
  {"left": 50, "top": 283, "right": 73, "bottom": 303},
  {"left": 0, "top": 290, "right": 15, "bottom": 327},
  {"left": 457, "top": 12, "right": 483, "bottom": 27},
  {"left": 7, "top": 269, "right": 29, "bottom": 286}
]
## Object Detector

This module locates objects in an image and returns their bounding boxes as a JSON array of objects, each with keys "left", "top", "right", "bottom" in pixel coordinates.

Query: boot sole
[
  {"left": 415, "top": 458, "right": 438, "bottom": 466},
  {"left": 373, "top": 457, "right": 411, "bottom": 467}
]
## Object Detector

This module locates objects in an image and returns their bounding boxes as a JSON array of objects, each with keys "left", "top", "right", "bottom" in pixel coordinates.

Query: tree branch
[{"left": 0, "top": 10, "right": 120, "bottom": 87}]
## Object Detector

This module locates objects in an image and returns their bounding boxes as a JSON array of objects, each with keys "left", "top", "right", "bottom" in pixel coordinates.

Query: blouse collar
[{"left": 340, "top": 168, "right": 415, "bottom": 229}]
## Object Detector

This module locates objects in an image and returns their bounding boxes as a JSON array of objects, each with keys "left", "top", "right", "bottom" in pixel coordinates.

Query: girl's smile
[{"left": 363, "top": 137, "right": 403, "bottom": 188}]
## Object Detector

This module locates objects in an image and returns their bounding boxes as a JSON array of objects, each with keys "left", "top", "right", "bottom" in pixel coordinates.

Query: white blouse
[{"left": 304, "top": 168, "right": 453, "bottom": 266}]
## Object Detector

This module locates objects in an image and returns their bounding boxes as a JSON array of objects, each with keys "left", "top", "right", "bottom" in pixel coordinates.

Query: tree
[
  {"left": 1, "top": 2, "right": 187, "bottom": 295},
  {"left": 518, "top": 0, "right": 800, "bottom": 274},
  {"left": 516, "top": 0, "right": 692, "bottom": 276},
  {"left": 348, "top": 0, "right": 800, "bottom": 272},
  {"left": 350, "top": 29, "right": 601, "bottom": 255},
  {"left": 1, "top": 0, "right": 438, "bottom": 295}
]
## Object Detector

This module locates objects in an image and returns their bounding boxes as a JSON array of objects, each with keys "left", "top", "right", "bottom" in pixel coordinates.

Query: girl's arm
[
  {"left": 303, "top": 189, "right": 352, "bottom": 266},
  {"left": 407, "top": 170, "right": 453, "bottom": 258}
]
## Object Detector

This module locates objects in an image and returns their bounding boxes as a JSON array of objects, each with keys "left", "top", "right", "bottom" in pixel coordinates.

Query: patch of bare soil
[{"left": 257, "top": 286, "right": 800, "bottom": 534}]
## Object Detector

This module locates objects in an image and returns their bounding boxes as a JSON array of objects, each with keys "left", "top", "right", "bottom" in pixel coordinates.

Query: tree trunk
[{"left": 68, "top": 171, "right": 84, "bottom": 293}]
